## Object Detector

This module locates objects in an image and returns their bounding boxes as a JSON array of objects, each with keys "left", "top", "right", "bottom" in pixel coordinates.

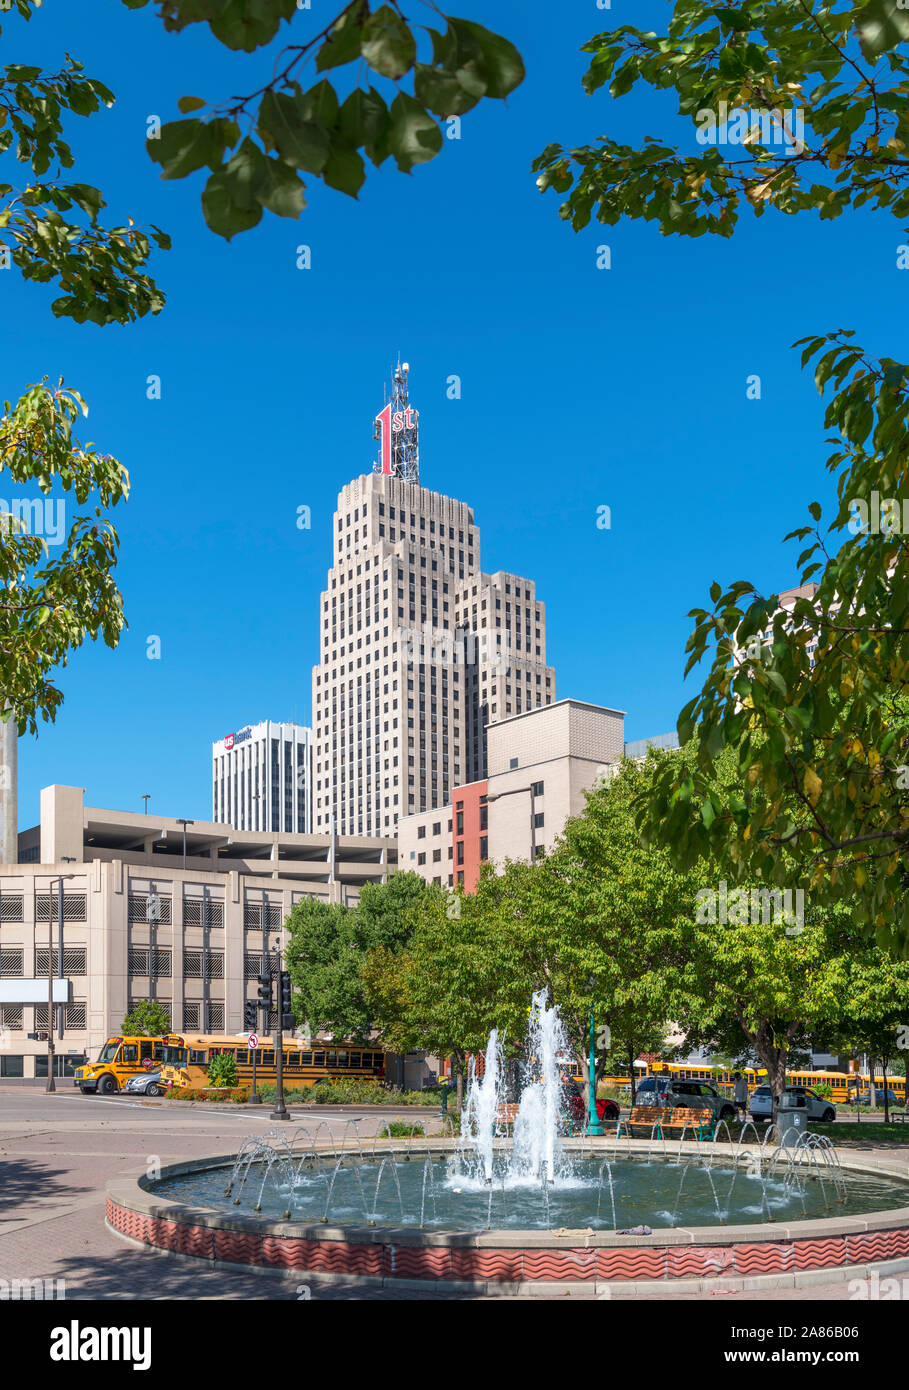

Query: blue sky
[{"left": 4, "top": 0, "right": 904, "bottom": 828}]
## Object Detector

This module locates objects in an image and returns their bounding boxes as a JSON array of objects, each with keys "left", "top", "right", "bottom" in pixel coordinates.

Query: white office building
[
  {"left": 311, "top": 362, "right": 555, "bottom": 838},
  {"left": 212, "top": 721, "right": 312, "bottom": 834}
]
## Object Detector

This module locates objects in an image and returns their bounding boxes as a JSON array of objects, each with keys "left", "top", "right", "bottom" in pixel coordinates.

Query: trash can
[{"left": 777, "top": 1091, "right": 808, "bottom": 1145}]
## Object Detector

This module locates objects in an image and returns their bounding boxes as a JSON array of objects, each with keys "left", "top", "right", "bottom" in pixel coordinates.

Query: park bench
[
  {"left": 621, "top": 1105, "right": 666, "bottom": 1138},
  {"left": 660, "top": 1107, "right": 714, "bottom": 1141},
  {"left": 494, "top": 1103, "right": 521, "bottom": 1132}
]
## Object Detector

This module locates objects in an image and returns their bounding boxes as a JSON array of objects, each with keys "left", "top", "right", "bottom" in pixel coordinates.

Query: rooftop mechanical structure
[{"left": 373, "top": 358, "right": 420, "bottom": 485}]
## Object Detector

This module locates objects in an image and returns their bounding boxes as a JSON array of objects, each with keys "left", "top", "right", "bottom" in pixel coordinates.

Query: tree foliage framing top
[{"left": 534, "top": 0, "right": 909, "bottom": 238}]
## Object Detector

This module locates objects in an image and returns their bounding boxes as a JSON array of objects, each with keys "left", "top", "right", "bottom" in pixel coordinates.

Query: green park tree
[
  {"left": 285, "top": 871, "right": 429, "bottom": 1042},
  {"left": 122, "top": 997, "right": 171, "bottom": 1036},
  {"left": 364, "top": 758, "right": 697, "bottom": 1103},
  {"left": 1, "top": 381, "right": 129, "bottom": 734},
  {"left": 532, "top": 1, "right": 909, "bottom": 948},
  {"left": 362, "top": 883, "right": 509, "bottom": 1106},
  {"left": 823, "top": 946, "right": 909, "bottom": 1116}
]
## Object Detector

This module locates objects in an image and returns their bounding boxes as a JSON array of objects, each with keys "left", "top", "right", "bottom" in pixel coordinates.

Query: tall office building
[
  {"left": 212, "top": 720, "right": 312, "bottom": 833},
  {"left": 311, "top": 362, "right": 556, "bottom": 837}
]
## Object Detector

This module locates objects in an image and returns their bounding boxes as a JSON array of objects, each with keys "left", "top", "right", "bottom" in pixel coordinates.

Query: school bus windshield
[
  {"left": 96, "top": 1041, "right": 121, "bottom": 1064},
  {"left": 160, "top": 1046, "right": 186, "bottom": 1065}
]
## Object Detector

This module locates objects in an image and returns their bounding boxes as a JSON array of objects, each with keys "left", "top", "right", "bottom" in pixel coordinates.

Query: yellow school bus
[
  {"left": 159, "top": 1034, "right": 387, "bottom": 1093},
  {"left": 647, "top": 1061, "right": 907, "bottom": 1104},
  {"left": 74, "top": 1034, "right": 185, "bottom": 1095}
]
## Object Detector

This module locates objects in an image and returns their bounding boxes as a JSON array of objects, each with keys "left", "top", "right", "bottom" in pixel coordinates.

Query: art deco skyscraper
[{"left": 311, "top": 363, "right": 555, "bottom": 837}]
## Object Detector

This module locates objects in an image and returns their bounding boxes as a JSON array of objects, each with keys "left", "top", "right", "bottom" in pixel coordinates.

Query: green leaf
[
  {"left": 254, "top": 157, "right": 306, "bottom": 218},
  {"left": 855, "top": 0, "right": 909, "bottom": 61},
  {"left": 338, "top": 88, "right": 390, "bottom": 166},
  {"left": 387, "top": 93, "right": 442, "bottom": 173},
  {"left": 299, "top": 80, "right": 339, "bottom": 131},
  {"left": 414, "top": 62, "right": 481, "bottom": 118},
  {"left": 258, "top": 91, "right": 330, "bottom": 174},
  {"left": 361, "top": 5, "right": 416, "bottom": 81},
  {"left": 447, "top": 18, "right": 525, "bottom": 100},
  {"left": 177, "top": 96, "right": 207, "bottom": 114},
  {"left": 201, "top": 166, "right": 264, "bottom": 243},
  {"left": 317, "top": 4, "right": 367, "bottom": 71},
  {"left": 148, "top": 119, "right": 214, "bottom": 180},
  {"left": 322, "top": 144, "right": 366, "bottom": 198}
]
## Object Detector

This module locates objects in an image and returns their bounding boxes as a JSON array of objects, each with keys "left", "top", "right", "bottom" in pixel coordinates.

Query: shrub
[
  {"left": 207, "top": 1052, "right": 238, "bottom": 1089},
  {"left": 379, "top": 1121, "right": 425, "bottom": 1138}
]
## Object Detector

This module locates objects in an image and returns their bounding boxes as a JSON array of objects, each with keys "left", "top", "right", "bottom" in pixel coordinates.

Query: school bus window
[
  {"left": 300, "top": 1052, "right": 313, "bottom": 1065},
  {"left": 262, "top": 1050, "right": 274, "bottom": 1065},
  {"left": 140, "top": 1042, "right": 154, "bottom": 1062},
  {"left": 350, "top": 1052, "right": 361, "bottom": 1068},
  {"left": 313, "top": 1051, "right": 325, "bottom": 1066},
  {"left": 189, "top": 1049, "right": 206, "bottom": 1065},
  {"left": 337, "top": 1052, "right": 348, "bottom": 1068},
  {"left": 121, "top": 1044, "right": 138, "bottom": 1063},
  {"left": 325, "top": 1051, "right": 336, "bottom": 1067}
]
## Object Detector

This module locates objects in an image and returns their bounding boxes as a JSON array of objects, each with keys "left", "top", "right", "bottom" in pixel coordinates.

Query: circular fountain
[{"left": 107, "top": 993, "right": 909, "bottom": 1291}]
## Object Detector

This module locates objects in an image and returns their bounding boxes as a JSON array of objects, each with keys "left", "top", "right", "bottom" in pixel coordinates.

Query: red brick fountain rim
[{"left": 106, "top": 1142, "right": 909, "bottom": 1292}]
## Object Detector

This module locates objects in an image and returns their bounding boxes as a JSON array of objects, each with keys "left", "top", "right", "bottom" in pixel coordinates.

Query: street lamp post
[
  {"left": 146, "top": 882, "right": 160, "bottom": 1003},
  {"left": 587, "top": 1011, "right": 604, "bottom": 1137},
  {"left": 45, "top": 896, "right": 55, "bottom": 1093},
  {"left": 45, "top": 872, "right": 75, "bottom": 1091},
  {"left": 202, "top": 883, "right": 209, "bottom": 1034},
  {"left": 270, "top": 935, "right": 289, "bottom": 1121},
  {"left": 177, "top": 818, "right": 194, "bottom": 871},
  {"left": 584, "top": 974, "right": 604, "bottom": 1137},
  {"left": 57, "top": 858, "right": 76, "bottom": 1040}
]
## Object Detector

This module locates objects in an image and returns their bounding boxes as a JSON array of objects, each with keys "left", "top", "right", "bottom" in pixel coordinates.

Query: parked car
[
  {"left": 854, "top": 1088, "right": 903, "bottom": 1108},
  {"left": 748, "top": 1085, "right": 836, "bottom": 1123},
  {"left": 564, "top": 1090, "right": 619, "bottom": 1129},
  {"left": 123, "top": 1069, "right": 165, "bottom": 1097},
  {"left": 633, "top": 1075, "right": 736, "bottom": 1122}
]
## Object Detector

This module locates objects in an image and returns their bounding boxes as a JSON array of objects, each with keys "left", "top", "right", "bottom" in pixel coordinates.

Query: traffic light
[
  {"left": 280, "top": 971, "right": 294, "bottom": 1031},
  {"left": 257, "top": 974, "right": 273, "bottom": 1009},
  {"left": 243, "top": 1000, "right": 257, "bottom": 1032}
]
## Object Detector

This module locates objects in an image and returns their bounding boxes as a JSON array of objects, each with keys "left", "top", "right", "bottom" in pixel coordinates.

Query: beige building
[
  {"left": 397, "top": 699, "right": 627, "bottom": 883},
  {"left": 397, "top": 805, "right": 454, "bottom": 887},
  {"left": 486, "top": 699, "right": 625, "bottom": 865},
  {"left": 1, "top": 786, "right": 395, "bottom": 1081}
]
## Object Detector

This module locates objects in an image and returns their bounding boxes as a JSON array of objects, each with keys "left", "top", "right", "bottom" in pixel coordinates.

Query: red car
[{"left": 566, "top": 1088, "right": 619, "bottom": 1130}]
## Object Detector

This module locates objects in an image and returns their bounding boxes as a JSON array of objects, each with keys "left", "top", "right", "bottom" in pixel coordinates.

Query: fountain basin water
[
  {"left": 150, "top": 1149, "right": 905, "bottom": 1229},
  {"left": 107, "top": 1139, "right": 909, "bottom": 1290}
]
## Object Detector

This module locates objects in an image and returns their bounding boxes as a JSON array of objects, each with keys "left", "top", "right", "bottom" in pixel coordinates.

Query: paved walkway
[{"left": 1, "top": 1089, "right": 906, "bottom": 1301}]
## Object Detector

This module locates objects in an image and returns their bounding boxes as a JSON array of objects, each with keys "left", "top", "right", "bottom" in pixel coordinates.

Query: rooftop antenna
[{"left": 373, "top": 357, "right": 419, "bottom": 484}]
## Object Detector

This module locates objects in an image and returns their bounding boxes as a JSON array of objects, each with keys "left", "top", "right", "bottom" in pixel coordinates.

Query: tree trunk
[
  {"left": 452, "top": 1050, "right": 465, "bottom": 1111},
  {"left": 882, "top": 1058, "right": 890, "bottom": 1124},
  {"left": 869, "top": 1058, "right": 877, "bottom": 1109},
  {"left": 628, "top": 1043, "right": 636, "bottom": 1107},
  {"left": 752, "top": 1025, "right": 788, "bottom": 1127}
]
